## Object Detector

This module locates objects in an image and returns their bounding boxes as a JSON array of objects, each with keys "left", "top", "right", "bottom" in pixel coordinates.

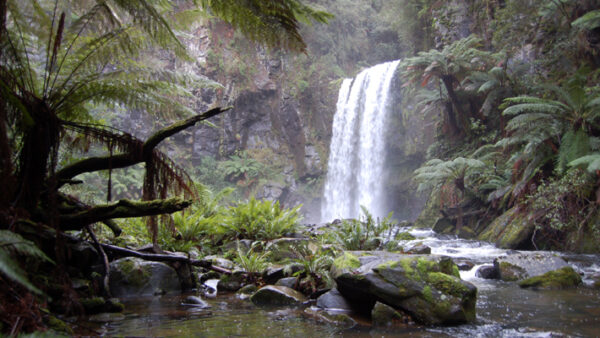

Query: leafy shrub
[
  {"left": 322, "top": 207, "right": 397, "bottom": 250},
  {"left": 526, "top": 169, "right": 596, "bottom": 248},
  {"left": 0, "top": 230, "right": 54, "bottom": 294},
  {"left": 286, "top": 243, "right": 334, "bottom": 294},
  {"left": 233, "top": 243, "right": 269, "bottom": 274},
  {"left": 219, "top": 198, "right": 301, "bottom": 241}
]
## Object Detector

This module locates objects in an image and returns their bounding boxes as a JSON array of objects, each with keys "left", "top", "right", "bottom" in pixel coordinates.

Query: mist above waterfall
[{"left": 321, "top": 60, "right": 401, "bottom": 222}]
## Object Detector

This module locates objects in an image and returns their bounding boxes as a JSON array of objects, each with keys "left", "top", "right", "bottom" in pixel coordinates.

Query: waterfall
[{"left": 321, "top": 60, "right": 400, "bottom": 222}]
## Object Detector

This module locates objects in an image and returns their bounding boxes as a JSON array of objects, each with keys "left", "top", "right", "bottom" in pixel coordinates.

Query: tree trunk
[
  {"left": 441, "top": 75, "right": 462, "bottom": 135},
  {"left": 59, "top": 198, "right": 192, "bottom": 228}
]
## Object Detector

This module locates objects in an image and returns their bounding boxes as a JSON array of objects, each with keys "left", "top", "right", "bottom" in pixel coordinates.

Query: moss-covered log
[{"left": 59, "top": 198, "right": 192, "bottom": 228}]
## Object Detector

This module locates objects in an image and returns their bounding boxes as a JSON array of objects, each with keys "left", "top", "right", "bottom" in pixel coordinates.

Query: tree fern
[
  {"left": 499, "top": 72, "right": 600, "bottom": 179},
  {"left": 414, "top": 157, "right": 486, "bottom": 194}
]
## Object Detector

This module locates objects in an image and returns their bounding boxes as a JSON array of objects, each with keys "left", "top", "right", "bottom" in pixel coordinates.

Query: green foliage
[
  {"left": 572, "top": 10, "right": 600, "bottom": 30},
  {"left": 220, "top": 151, "right": 264, "bottom": 183},
  {"left": 499, "top": 72, "right": 600, "bottom": 175},
  {"left": 414, "top": 157, "right": 486, "bottom": 194},
  {"left": 0, "top": 230, "right": 54, "bottom": 294},
  {"left": 233, "top": 243, "right": 269, "bottom": 274},
  {"left": 322, "top": 207, "right": 396, "bottom": 251},
  {"left": 526, "top": 169, "right": 595, "bottom": 237},
  {"left": 569, "top": 153, "right": 600, "bottom": 173},
  {"left": 199, "top": 0, "right": 332, "bottom": 53},
  {"left": 400, "top": 35, "right": 499, "bottom": 135},
  {"left": 219, "top": 198, "right": 301, "bottom": 241},
  {"left": 286, "top": 243, "right": 333, "bottom": 293}
]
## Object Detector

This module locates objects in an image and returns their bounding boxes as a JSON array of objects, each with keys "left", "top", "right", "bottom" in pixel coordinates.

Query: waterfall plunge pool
[{"left": 77, "top": 228, "right": 600, "bottom": 337}]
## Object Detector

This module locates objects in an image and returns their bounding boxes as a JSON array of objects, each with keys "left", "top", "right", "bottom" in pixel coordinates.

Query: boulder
[
  {"left": 478, "top": 207, "right": 534, "bottom": 249},
  {"left": 218, "top": 270, "right": 246, "bottom": 292},
  {"left": 68, "top": 241, "right": 99, "bottom": 273},
  {"left": 80, "top": 297, "right": 124, "bottom": 314},
  {"left": 475, "top": 265, "right": 499, "bottom": 279},
  {"left": 518, "top": 267, "right": 582, "bottom": 289},
  {"left": 250, "top": 285, "right": 307, "bottom": 306},
  {"left": 456, "top": 261, "right": 475, "bottom": 271},
  {"left": 331, "top": 251, "right": 476, "bottom": 325},
  {"left": 236, "top": 284, "right": 258, "bottom": 300},
  {"left": 303, "top": 307, "right": 356, "bottom": 329},
  {"left": 316, "top": 288, "right": 353, "bottom": 311},
  {"left": 371, "top": 301, "right": 408, "bottom": 327},
  {"left": 406, "top": 244, "right": 431, "bottom": 254},
  {"left": 109, "top": 257, "right": 181, "bottom": 297},
  {"left": 494, "top": 252, "right": 569, "bottom": 281},
  {"left": 432, "top": 218, "right": 454, "bottom": 234},
  {"left": 262, "top": 264, "right": 303, "bottom": 284},
  {"left": 275, "top": 277, "right": 298, "bottom": 289},
  {"left": 202, "top": 256, "right": 235, "bottom": 270}
]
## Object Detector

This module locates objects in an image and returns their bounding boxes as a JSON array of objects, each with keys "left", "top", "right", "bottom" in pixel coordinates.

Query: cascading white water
[{"left": 321, "top": 60, "right": 400, "bottom": 222}]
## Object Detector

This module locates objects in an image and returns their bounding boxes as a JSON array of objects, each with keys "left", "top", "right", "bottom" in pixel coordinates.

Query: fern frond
[
  {"left": 568, "top": 153, "right": 600, "bottom": 172},
  {"left": 572, "top": 9, "right": 600, "bottom": 30},
  {"left": 0, "top": 230, "right": 54, "bottom": 294}
]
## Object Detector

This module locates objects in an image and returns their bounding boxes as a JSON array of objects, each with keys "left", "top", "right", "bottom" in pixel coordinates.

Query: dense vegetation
[
  {"left": 0, "top": 0, "right": 330, "bottom": 333},
  {"left": 1, "top": 0, "right": 600, "bottom": 334},
  {"left": 406, "top": 0, "right": 600, "bottom": 252}
]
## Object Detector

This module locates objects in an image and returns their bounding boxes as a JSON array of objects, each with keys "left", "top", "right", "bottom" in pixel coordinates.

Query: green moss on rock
[
  {"left": 478, "top": 207, "right": 534, "bottom": 249},
  {"left": 497, "top": 261, "right": 527, "bottom": 281},
  {"left": 518, "top": 267, "right": 582, "bottom": 289},
  {"left": 333, "top": 252, "right": 360, "bottom": 271},
  {"left": 427, "top": 272, "right": 471, "bottom": 298},
  {"left": 47, "top": 315, "right": 74, "bottom": 335},
  {"left": 396, "top": 232, "right": 416, "bottom": 241}
]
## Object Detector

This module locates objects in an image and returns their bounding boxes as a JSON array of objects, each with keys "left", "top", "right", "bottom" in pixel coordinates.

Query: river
[{"left": 79, "top": 227, "right": 600, "bottom": 337}]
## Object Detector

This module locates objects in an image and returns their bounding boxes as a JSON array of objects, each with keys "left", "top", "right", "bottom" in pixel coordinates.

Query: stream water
[{"left": 79, "top": 227, "right": 600, "bottom": 337}]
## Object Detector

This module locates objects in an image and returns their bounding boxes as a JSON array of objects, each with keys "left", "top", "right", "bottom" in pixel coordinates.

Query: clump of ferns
[
  {"left": 233, "top": 242, "right": 269, "bottom": 284},
  {"left": 284, "top": 243, "right": 334, "bottom": 295}
]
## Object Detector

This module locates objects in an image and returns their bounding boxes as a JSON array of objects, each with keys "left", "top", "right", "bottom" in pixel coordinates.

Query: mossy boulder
[
  {"left": 371, "top": 301, "right": 407, "bottom": 327},
  {"left": 494, "top": 252, "right": 570, "bottom": 282},
  {"left": 46, "top": 315, "right": 74, "bottom": 335},
  {"left": 331, "top": 251, "right": 361, "bottom": 277},
  {"left": 518, "top": 267, "right": 582, "bottom": 289},
  {"left": 332, "top": 251, "right": 476, "bottom": 325},
  {"left": 202, "top": 255, "right": 235, "bottom": 270},
  {"left": 80, "top": 297, "right": 124, "bottom": 314},
  {"left": 478, "top": 207, "right": 534, "bottom": 249},
  {"left": 250, "top": 285, "right": 307, "bottom": 306},
  {"left": 303, "top": 307, "right": 357, "bottom": 329},
  {"left": 109, "top": 257, "right": 181, "bottom": 297},
  {"left": 218, "top": 270, "right": 246, "bottom": 292}
]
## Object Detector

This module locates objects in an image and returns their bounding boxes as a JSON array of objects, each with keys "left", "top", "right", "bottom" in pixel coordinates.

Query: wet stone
[
  {"left": 476, "top": 265, "right": 499, "bottom": 279},
  {"left": 316, "top": 288, "right": 353, "bottom": 311}
]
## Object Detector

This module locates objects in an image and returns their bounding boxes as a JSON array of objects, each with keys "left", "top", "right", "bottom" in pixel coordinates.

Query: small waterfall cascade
[{"left": 321, "top": 60, "right": 400, "bottom": 222}]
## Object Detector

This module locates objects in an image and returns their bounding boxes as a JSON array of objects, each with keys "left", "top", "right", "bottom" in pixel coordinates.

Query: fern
[
  {"left": 0, "top": 230, "right": 54, "bottom": 294},
  {"left": 572, "top": 9, "right": 600, "bottom": 30},
  {"left": 569, "top": 153, "right": 600, "bottom": 173}
]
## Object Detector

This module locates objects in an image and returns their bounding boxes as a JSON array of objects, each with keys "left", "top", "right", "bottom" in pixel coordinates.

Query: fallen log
[{"left": 98, "top": 242, "right": 232, "bottom": 275}]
